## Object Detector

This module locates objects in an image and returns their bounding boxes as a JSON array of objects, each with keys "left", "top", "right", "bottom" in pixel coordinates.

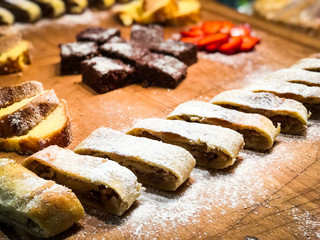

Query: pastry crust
[
  {"left": 210, "top": 90, "right": 309, "bottom": 134},
  {"left": 31, "top": 0, "right": 66, "bottom": 18},
  {"left": 168, "top": 100, "right": 280, "bottom": 151},
  {"left": 0, "top": 81, "right": 44, "bottom": 109},
  {"left": 23, "top": 145, "right": 142, "bottom": 216},
  {"left": 0, "top": 158, "right": 84, "bottom": 238},
  {"left": 0, "top": 90, "right": 59, "bottom": 138},
  {"left": 247, "top": 79, "right": 320, "bottom": 114},
  {"left": 0, "top": 100, "right": 72, "bottom": 154},
  {"left": 63, "top": 0, "right": 88, "bottom": 14},
  {"left": 127, "top": 118, "right": 244, "bottom": 169},
  {"left": 291, "top": 58, "right": 320, "bottom": 72},
  {"left": 265, "top": 69, "right": 320, "bottom": 87},
  {"left": 75, "top": 127, "right": 195, "bottom": 191}
]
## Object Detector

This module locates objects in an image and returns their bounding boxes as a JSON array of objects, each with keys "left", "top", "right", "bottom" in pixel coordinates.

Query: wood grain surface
[{"left": 0, "top": 1, "right": 320, "bottom": 239}]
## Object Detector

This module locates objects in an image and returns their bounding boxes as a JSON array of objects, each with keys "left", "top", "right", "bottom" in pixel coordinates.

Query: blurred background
[{"left": 217, "top": 0, "right": 320, "bottom": 37}]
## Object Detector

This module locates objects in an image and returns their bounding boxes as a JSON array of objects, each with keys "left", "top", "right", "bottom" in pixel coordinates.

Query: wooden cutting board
[{"left": 0, "top": 1, "right": 320, "bottom": 239}]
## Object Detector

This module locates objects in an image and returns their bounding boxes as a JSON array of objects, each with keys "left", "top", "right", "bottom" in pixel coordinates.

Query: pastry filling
[
  {"left": 269, "top": 115, "right": 305, "bottom": 133},
  {"left": 218, "top": 103, "right": 305, "bottom": 134},
  {"left": 238, "top": 129, "right": 269, "bottom": 150},
  {"left": 138, "top": 130, "right": 231, "bottom": 169},
  {"left": 26, "top": 161, "right": 122, "bottom": 214}
]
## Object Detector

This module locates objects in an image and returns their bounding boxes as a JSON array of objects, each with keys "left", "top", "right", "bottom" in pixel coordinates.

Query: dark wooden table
[{"left": 0, "top": 1, "right": 320, "bottom": 239}]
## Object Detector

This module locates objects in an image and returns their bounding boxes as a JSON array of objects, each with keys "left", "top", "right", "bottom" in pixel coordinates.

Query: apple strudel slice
[
  {"left": 290, "top": 58, "right": 320, "bottom": 72},
  {"left": 210, "top": 90, "right": 309, "bottom": 134},
  {"left": 127, "top": 118, "right": 244, "bottom": 169},
  {"left": 247, "top": 79, "right": 320, "bottom": 114},
  {"left": 167, "top": 100, "right": 280, "bottom": 151},
  {"left": 265, "top": 69, "right": 320, "bottom": 87},
  {"left": 23, "top": 145, "right": 141, "bottom": 216},
  {"left": 74, "top": 127, "right": 196, "bottom": 191},
  {"left": 0, "top": 158, "right": 84, "bottom": 238}
]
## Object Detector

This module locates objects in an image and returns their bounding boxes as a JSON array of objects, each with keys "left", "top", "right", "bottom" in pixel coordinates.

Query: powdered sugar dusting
[{"left": 71, "top": 131, "right": 317, "bottom": 239}]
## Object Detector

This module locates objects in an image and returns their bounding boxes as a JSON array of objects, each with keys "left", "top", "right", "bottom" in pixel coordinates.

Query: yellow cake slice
[
  {"left": 0, "top": 100, "right": 72, "bottom": 154},
  {"left": 0, "top": 40, "right": 31, "bottom": 74},
  {"left": 0, "top": 7, "right": 14, "bottom": 25},
  {"left": 0, "top": 90, "right": 59, "bottom": 138},
  {"left": 31, "top": 0, "right": 66, "bottom": 18}
]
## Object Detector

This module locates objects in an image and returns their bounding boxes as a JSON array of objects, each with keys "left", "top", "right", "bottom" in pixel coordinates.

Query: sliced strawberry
[
  {"left": 230, "top": 24, "right": 251, "bottom": 37},
  {"left": 180, "top": 36, "right": 203, "bottom": 45},
  {"left": 189, "top": 26, "right": 202, "bottom": 31},
  {"left": 220, "top": 21, "right": 235, "bottom": 34},
  {"left": 205, "top": 42, "right": 224, "bottom": 52},
  {"left": 197, "top": 33, "right": 229, "bottom": 49},
  {"left": 218, "top": 37, "right": 242, "bottom": 54},
  {"left": 240, "top": 36, "right": 260, "bottom": 51},
  {"left": 202, "top": 21, "right": 222, "bottom": 34},
  {"left": 181, "top": 29, "right": 204, "bottom": 37}
]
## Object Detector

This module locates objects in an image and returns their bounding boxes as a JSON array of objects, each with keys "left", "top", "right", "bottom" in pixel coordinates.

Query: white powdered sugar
[
  {"left": 61, "top": 42, "right": 96, "bottom": 56},
  {"left": 72, "top": 132, "right": 317, "bottom": 239},
  {"left": 151, "top": 55, "right": 186, "bottom": 76},
  {"left": 87, "top": 57, "right": 126, "bottom": 74},
  {"left": 15, "top": 10, "right": 110, "bottom": 31}
]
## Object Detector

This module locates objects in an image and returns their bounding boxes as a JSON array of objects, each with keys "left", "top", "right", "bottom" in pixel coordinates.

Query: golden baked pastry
[
  {"left": 0, "top": 6, "right": 14, "bottom": 25},
  {"left": 210, "top": 90, "right": 309, "bottom": 134},
  {"left": 265, "top": 69, "right": 320, "bottom": 87},
  {"left": 247, "top": 79, "right": 320, "bottom": 114},
  {"left": 23, "top": 145, "right": 142, "bottom": 216},
  {"left": 63, "top": 0, "right": 88, "bottom": 13},
  {"left": 0, "top": 0, "right": 41, "bottom": 22},
  {"left": 168, "top": 100, "right": 280, "bottom": 150},
  {"left": 127, "top": 118, "right": 244, "bottom": 169},
  {"left": 75, "top": 127, "right": 195, "bottom": 191},
  {"left": 167, "top": 0, "right": 201, "bottom": 25},
  {"left": 0, "top": 100, "right": 72, "bottom": 154},
  {"left": 0, "top": 158, "right": 84, "bottom": 238},
  {"left": 291, "top": 58, "right": 320, "bottom": 72},
  {"left": 0, "top": 81, "right": 44, "bottom": 109},
  {"left": 0, "top": 90, "right": 59, "bottom": 138},
  {"left": 31, "top": 0, "right": 66, "bottom": 18}
]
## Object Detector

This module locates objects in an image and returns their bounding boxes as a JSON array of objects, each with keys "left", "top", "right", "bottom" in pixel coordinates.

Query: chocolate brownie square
[
  {"left": 59, "top": 42, "right": 98, "bottom": 75},
  {"left": 100, "top": 42, "right": 149, "bottom": 66},
  {"left": 135, "top": 53, "right": 187, "bottom": 88},
  {"left": 76, "top": 27, "right": 121, "bottom": 45},
  {"left": 81, "top": 56, "right": 134, "bottom": 94},
  {"left": 107, "top": 36, "right": 127, "bottom": 44},
  {"left": 149, "top": 39, "right": 197, "bottom": 66},
  {"left": 130, "top": 24, "right": 164, "bottom": 47}
]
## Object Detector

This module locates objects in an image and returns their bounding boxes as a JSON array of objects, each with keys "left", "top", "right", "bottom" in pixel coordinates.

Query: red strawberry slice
[
  {"left": 180, "top": 36, "right": 203, "bottom": 45},
  {"left": 181, "top": 29, "right": 204, "bottom": 37},
  {"left": 202, "top": 21, "right": 222, "bottom": 34},
  {"left": 197, "top": 33, "right": 229, "bottom": 49},
  {"left": 220, "top": 21, "right": 235, "bottom": 34},
  {"left": 240, "top": 36, "right": 260, "bottom": 51},
  {"left": 205, "top": 42, "right": 224, "bottom": 52},
  {"left": 189, "top": 26, "right": 202, "bottom": 31},
  {"left": 218, "top": 37, "right": 242, "bottom": 54},
  {"left": 230, "top": 24, "right": 251, "bottom": 37}
]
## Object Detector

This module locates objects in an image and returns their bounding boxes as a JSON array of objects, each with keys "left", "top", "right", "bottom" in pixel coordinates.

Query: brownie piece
[
  {"left": 149, "top": 39, "right": 197, "bottom": 66},
  {"left": 130, "top": 24, "right": 164, "bottom": 47},
  {"left": 100, "top": 42, "right": 149, "bottom": 66},
  {"left": 107, "top": 36, "right": 127, "bottom": 44},
  {"left": 59, "top": 42, "right": 98, "bottom": 75},
  {"left": 76, "top": 27, "right": 121, "bottom": 45},
  {"left": 81, "top": 56, "right": 134, "bottom": 94},
  {"left": 135, "top": 53, "right": 187, "bottom": 88}
]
